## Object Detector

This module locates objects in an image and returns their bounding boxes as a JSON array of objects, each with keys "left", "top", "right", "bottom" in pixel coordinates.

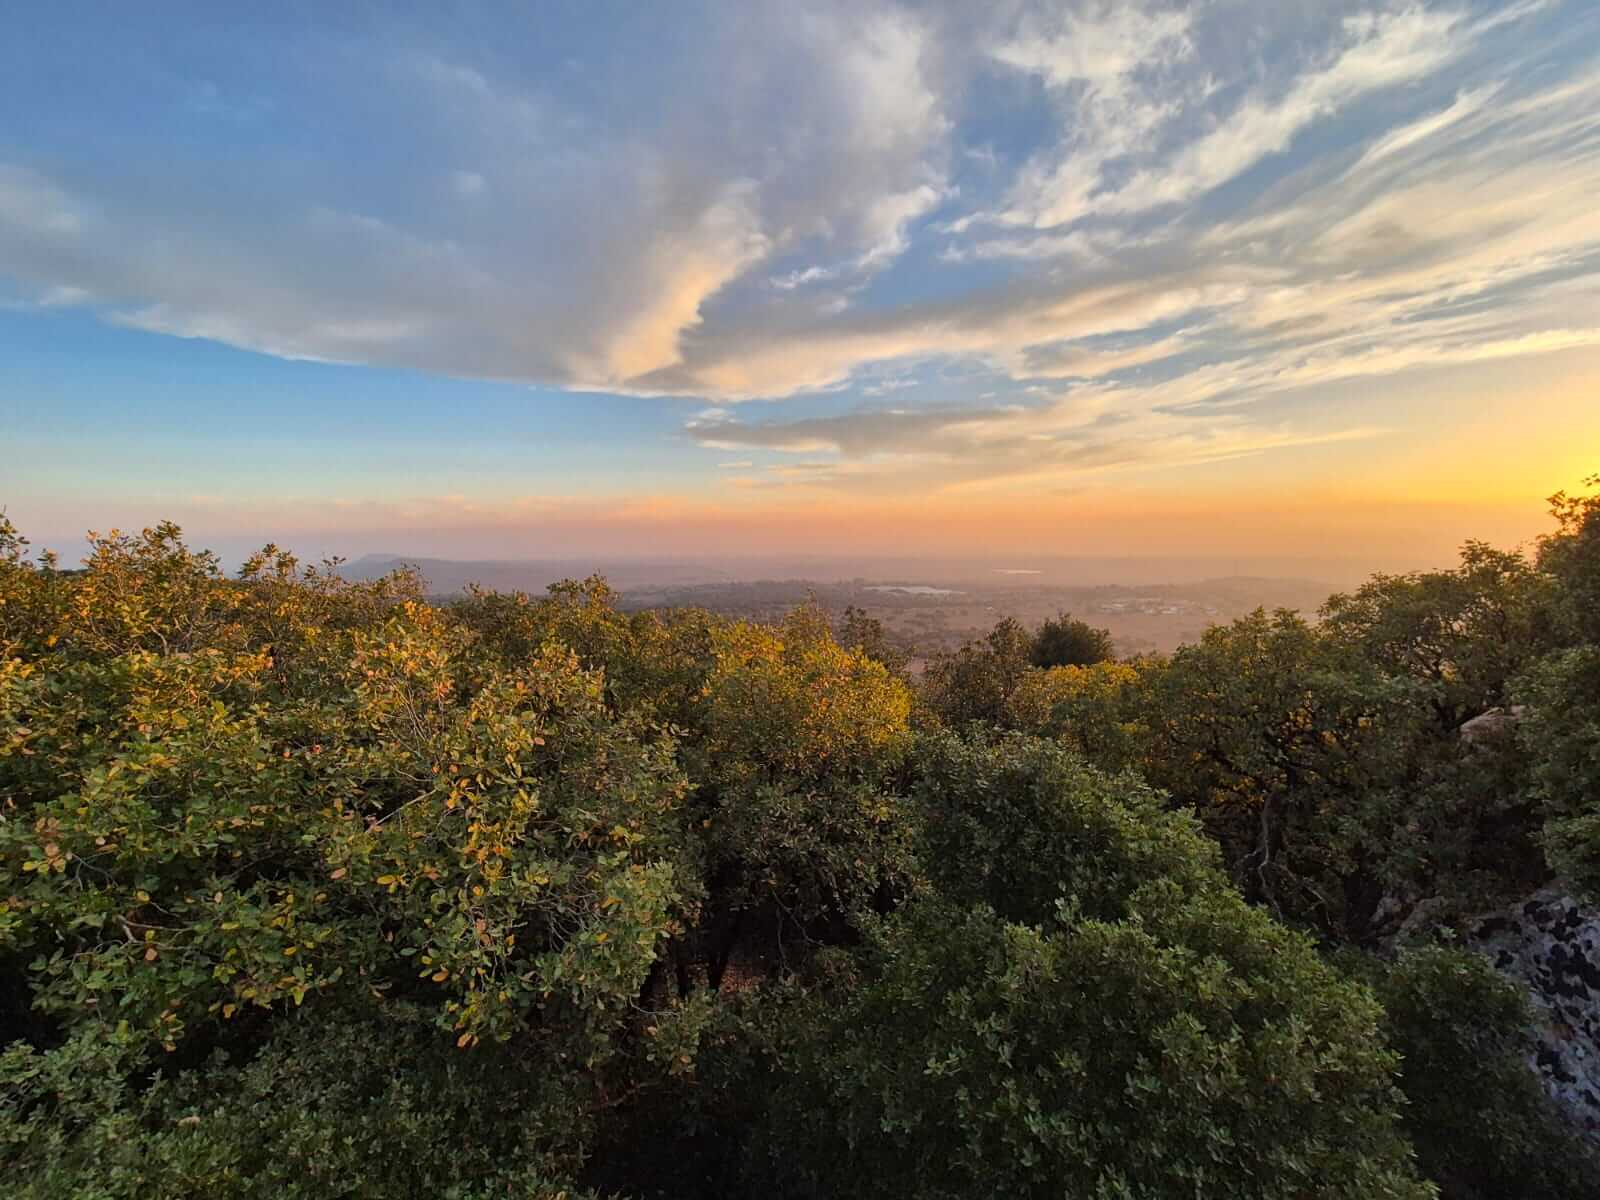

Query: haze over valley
[{"left": 346, "top": 551, "right": 1350, "bottom": 658}]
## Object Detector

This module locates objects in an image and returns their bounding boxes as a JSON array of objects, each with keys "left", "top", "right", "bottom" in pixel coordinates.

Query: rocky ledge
[{"left": 1469, "top": 888, "right": 1600, "bottom": 1144}]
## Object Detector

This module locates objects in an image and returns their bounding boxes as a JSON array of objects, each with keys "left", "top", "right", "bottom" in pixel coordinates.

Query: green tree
[
  {"left": 1539, "top": 475, "right": 1600, "bottom": 646},
  {"left": 910, "top": 731, "right": 1214, "bottom": 924},
  {"left": 452, "top": 574, "right": 720, "bottom": 725},
  {"left": 1002, "top": 660, "right": 1144, "bottom": 762},
  {"left": 1521, "top": 645, "right": 1600, "bottom": 895},
  {"left": 1030, "top": 610, "right": 1115, "bottom": 668},
  {"left": 837, "top": 604, "right": 907, "bottom": 676},
  {"left": 725, "top": 735, "right": 1432, "bottom": 1200},
  {"left": 684, "top": 605, "right": 915, "bottom": 988},
  {"left": 1354, "top": 946, "right": 1600, "bottom": 1200},
  {"left": 1321, "top": 541, "right": 1552, "bottom": 731},
  {"left": 0, "top": 1008, "right": 621, "bottom": 1200},
  {"left": 921, "top": 616, "right": 1034, "bottom": 727},
  {"left": 1126, "top": 610, "right": 1423, "bottom": 941},
  {"left": 1520, "top": 479, "right": 1600, "bottom": 895},
  {"left": 0, "top": 525, "right": 700, "bottom": 1193}
]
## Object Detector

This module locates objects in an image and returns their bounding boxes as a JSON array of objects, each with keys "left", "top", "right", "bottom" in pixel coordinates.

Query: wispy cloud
[{"left": 0, "top": 0, "right": 1595, "bottom": 502}]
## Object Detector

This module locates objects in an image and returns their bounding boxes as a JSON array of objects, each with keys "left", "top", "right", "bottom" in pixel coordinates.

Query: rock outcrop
[
  {"left": 1469, "top": 888, "right": 1600, "bottom": 1145},
  {"left": 1458, "top": 704, "right": 1527, "bottom": 745}
]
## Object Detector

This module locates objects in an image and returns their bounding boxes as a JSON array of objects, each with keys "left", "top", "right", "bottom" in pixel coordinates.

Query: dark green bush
[
  {"left": 1, "top": 1010, "right": 604, "bottom": 1199},
  {"left": 718, "top": 736, "right": 1432, "bottom": 1199},
  {"left": 733, "top": 895, "right": 1429, "bottom": 1199},
  {"left": 1521, "top": 646, "right": 1600, "bottom": 899},
  {"left": 1030, "top": 611, "right": 1115, "bottom": 669},
  {"left": 1360, "top": 946, "right": 1599, "bottom": 1200},
  {"left": 910, "top": 729, "right": 1217, "bottom": 925}
]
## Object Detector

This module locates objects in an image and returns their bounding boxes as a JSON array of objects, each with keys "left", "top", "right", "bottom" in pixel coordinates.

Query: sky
[{"left": 2, "top": 0, "right": 1598, "bottom": 568}]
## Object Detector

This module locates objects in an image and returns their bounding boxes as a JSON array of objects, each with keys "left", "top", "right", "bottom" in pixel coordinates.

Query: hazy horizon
[
  {"left": 339, "top": 550, "right": 1419, "bottom": 592},
  {"left": 7, "top": 485, "right": 1569, "bottom": 591},
  {"left": 5, "top": 522, "right": 1541, "bottom": 591}
]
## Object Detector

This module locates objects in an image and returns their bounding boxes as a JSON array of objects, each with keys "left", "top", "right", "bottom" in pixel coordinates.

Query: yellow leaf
[
  {"left": 222, "top": 1004, "right": 237, "bottom": 1019},
  {"left": 283, "top": 946, "right": 298, "bottom": 956},
  {"left": 431, "top": 969, "right": 449, "bottom": 982},
  {"left": 376, "top": 874, "right": 398, "bottom": 886}
]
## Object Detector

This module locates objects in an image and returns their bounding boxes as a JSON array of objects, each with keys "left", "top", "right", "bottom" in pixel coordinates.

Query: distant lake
[{"left": 865, "top": 584, "right": 961, "bottom": 596}]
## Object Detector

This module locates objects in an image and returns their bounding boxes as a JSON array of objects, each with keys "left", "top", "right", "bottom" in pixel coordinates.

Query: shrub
[
  {"left": 1030, "top": 611, "right": 1115, "bottom": 669},
  {"left": 910, "top": 730, "right": 1216, "bottom": 926},
  {"left": 1520, "top": 646, "right": 1600, "bottom": 897},
  {"left": 1001, "top": 660, "right": 1142, "bottom": 755},
  {"left": 921, "top": 617, "right": 1034, "bottom": 727},
  {"left": 1359, "top": 946, "right": 1600, "bottom": 1200},
  {"left": 727, "top": 734, "right": 1432, "bottom": 1198},
  {"left": 0, "top": 1011, "right": 607, "bottom": 1199}
]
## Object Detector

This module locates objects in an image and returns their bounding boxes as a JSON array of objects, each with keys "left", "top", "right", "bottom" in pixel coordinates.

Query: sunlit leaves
[{"left": 0, "top": 524, "right": 689, "bottom": 1058}]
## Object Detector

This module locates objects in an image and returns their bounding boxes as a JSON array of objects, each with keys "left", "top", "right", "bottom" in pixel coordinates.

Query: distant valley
[{"left": 346, "top": 554, "right": 1342, "bottom": 660}]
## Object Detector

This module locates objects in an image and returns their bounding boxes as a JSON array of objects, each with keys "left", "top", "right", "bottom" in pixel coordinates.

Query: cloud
[
  {"left": 1016, "top": 333, "right": 1191, "bottom": 380},
  {"left": 857, "top": 183, "right": 946, "bottom": 267},
  {"left": 993, "top": 4, "right": 1473, "bottom": 229},
  {"left": 691, "top": 406, "right": 976, "bottom": 457},
  {"left": 1099, "top": 6, "right": 1468, "bottom": 217},
  {"left": 2, "top": 0, "right": 1597, "bottom": 505},
  {"left": 989, "top": 3, "right": 1193, "bottom": 90},
  {"left": 0, "top": 165, "right": 86, "bottom": 237},
  {"left": 574, "top": 182, "right": 770, "bottom": 381},
  {"left": 988, "top": 2, "right": 1200, "bottom": 229},
  {"left": 643, "top": 267, "right": 1248, "bottom": 398},
  {"left": 1351, "top": 82, "right": 1500, "bottom": 168},
  {"left": 0, "top": 0, "right": 952, "bottom": 393},
  {"left": 687, "top": 387, "right": 1395, "bottom": 498}
]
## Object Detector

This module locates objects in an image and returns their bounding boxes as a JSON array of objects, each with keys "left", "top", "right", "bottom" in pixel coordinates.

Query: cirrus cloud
[{"left": 0, "top": 0, "right": 1596, "bottom": 501}]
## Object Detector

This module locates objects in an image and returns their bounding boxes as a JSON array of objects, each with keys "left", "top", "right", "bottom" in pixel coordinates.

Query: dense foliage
[
  {"left": 1357, "top": 947, "right": 1595, "bottom": 1200},
  {"left": 744, "top": 736, "right": 1429, "bottom": 1199},
  {"left": 4, "top": 478, "right": 1600, "bottom": 1198},
  {"left": 1029, "top": 610, "right": 1115, "bottom": 669},
  {"left": 1522, "top": 481, "right": 1600, "bottom": 898}
]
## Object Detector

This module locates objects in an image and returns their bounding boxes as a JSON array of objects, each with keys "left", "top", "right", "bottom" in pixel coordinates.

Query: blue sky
[{"left": 3, "top": 1, "right": 1599, "bottom": 561}]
